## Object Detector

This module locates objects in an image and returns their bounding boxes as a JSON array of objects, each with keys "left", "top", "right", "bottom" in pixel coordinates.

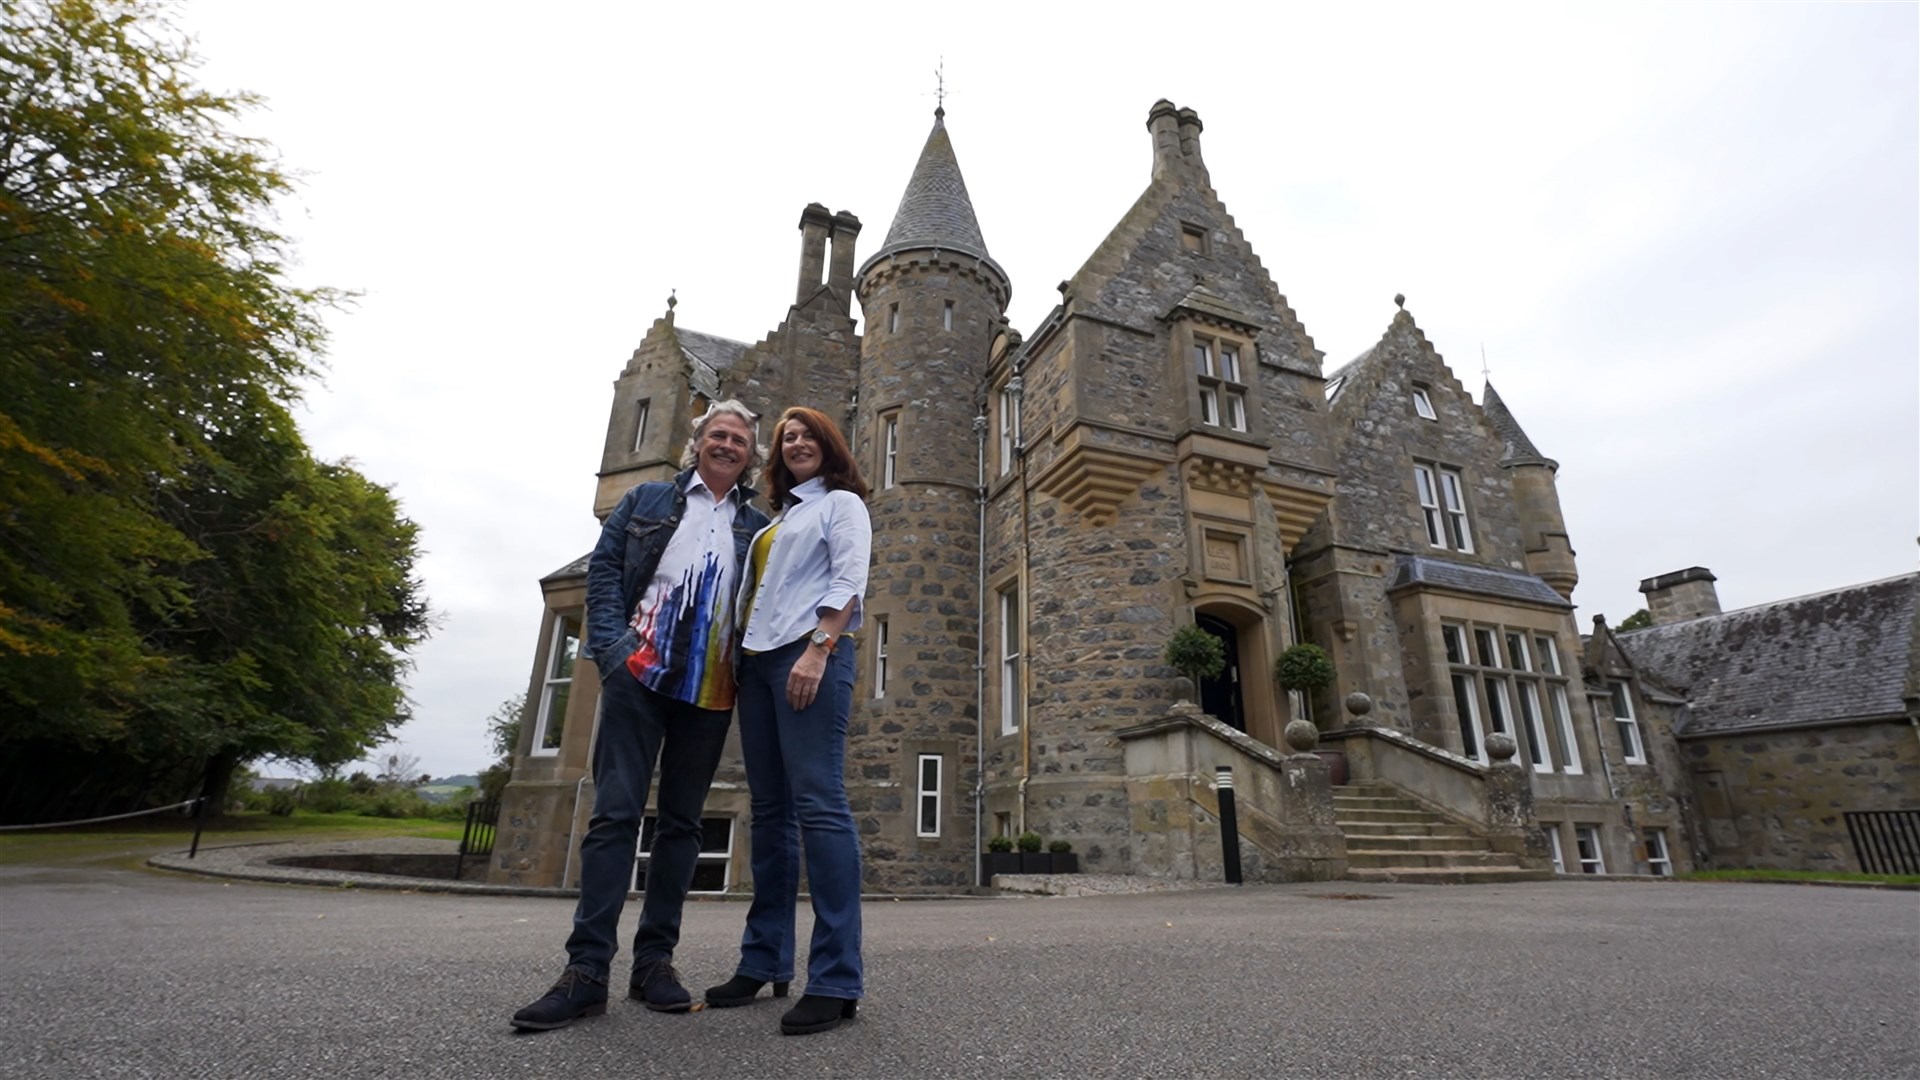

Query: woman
[{"left": 705, "top": 405, "right": 872, "bottom": 1036}]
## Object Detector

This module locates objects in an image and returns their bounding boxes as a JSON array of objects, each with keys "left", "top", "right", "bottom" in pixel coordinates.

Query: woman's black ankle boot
[
  {"left": 704, "top": 974, "right": 790, "bottom": 1008},
  {"left": 780, "top": 994, "right": 857, "bottom": 1035}
]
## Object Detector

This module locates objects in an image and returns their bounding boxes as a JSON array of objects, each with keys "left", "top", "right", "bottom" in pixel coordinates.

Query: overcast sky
[{"left": 172, "top": 1, "right": 1918, "bottom": 779}]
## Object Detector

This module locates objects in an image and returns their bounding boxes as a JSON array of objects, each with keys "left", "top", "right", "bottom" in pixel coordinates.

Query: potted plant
[
  {"left": 1275, "top": 642, "right": 1344, "bottom": 780},
  {"left": 1016, "top": 830, "right": 1050, "bottom": 873},
  {"left": 1047, "top": 838, "right": 1079, "bottom": 874},
  {"left": 981, "top": 833, "right": 1021, "bottom": 884},
  {"left": 1164, "top": 624, "right": 1226, "bottom": 703}
]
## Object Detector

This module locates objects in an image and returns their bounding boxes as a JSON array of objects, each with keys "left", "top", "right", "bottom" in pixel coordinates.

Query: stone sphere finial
[
  {"left": 1485, "top": 733, "right": 1518, "bottom": 762},
  {"left": 1284, "top": 719, "right": 1320, "bottom": 753},
  {"left": 1344, "top": 692, "right": 1373, "bottom": 719},
  {"left": 1394, "top": 293, "right": 1405, "bottom": 310}
]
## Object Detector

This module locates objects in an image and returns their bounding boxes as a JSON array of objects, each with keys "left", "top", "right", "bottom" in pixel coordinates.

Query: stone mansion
[{"left": 491, "top": 100, "right": 1919, "bottom": 892}]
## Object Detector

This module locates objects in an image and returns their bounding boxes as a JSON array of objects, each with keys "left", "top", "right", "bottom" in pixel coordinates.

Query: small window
[
  {"left": 1180, "top": 223, "right": 1207, "bottom": 254},
  {"left": 1534, "top": 636, "right": 1561, "bottom": 675},
  {"left": 888, "top": 303, "right": 900, "bottom": 334},
  {"left": 1543, "top": 823, "right": 1566, "bottom": 873},
  {"left": 1574, "top": 825, "right": 1605, "bottom": 874},
  {"left": 1473, "top": 628, "right": 1500, "bottom": 668},
  {"left": 531, "top": 613, "right": 580, "bottom": 756},
  {"left": 916, "top": 754, "right": 942, "bottom": 838},
  {"left": 1413, "top": 463, "right": 1473, "bottom": 552},
  {"left": 1219, "top": 346, "right": 1241, "bottom": 383},
  {"left": 1441, "top": 624, "right": 1468, "bottom": 666},
  {"left": 631, "top": 398, "right": 651, "bottom": 453},
  {"left": 881, "top": 414, "right": 899, "bottom": 490},
  {"left": 873, "top": 618, "right": 889, "bottom": 699},
  {"left": 997, "top": 384, "right": 1021, "bottom": 477},
  {"left": 999, "top": 583, "right": 1022, "bottom": 735},
  {"left": 1550, "top": 684, "right": 1583, "bottom": 774},
  {"left": 943, "top": 300, "right": 954, "bottom": 332},
  {"left": 634, "top": 816, "right": 734, "bottom": 893},
  {"left": 994, "top": 811, "right": 1013, "bottom": 839},
  {"left": 1411, "top": 385, "right": 1437, "bottom": 420},
  {"left": 1451, "top": 672, "right": 1483, "bottom": 761},
  {"left": 1192, "top": 334, "right": 1247, "bottom": 433},
  {"left": 1644, "top": 830, "right": 1672, "bottom": 876},
  {"left": 1608, "top": 681, "right": 1645, "bottom": 763}
]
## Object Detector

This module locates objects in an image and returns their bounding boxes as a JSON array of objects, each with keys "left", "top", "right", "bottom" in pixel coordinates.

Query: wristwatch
[{"left": 809, "top": 629, "right": 835, "bottom": 649}]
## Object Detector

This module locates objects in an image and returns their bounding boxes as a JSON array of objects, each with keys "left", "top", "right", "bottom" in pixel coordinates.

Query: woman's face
[{"left": 781, "top": 420, "right": 822, "bottom": 484}]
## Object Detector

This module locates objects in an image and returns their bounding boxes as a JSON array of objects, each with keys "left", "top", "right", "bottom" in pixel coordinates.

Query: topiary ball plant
[
  {"left": 1047, "top": 839, "right": 1073, "bottom": 854},
  {"left": 987, "top": 834, "right": 1014, "bottom": 853},
  {"left": 1275, "top": 643, "right": 1335, "bottom": 692},
  {"left": 1164, "top": 624, "right": 1226, "bottom": 694},
  {"left": 1016, "top": 831, "right": 1044, "bottom": 853}
]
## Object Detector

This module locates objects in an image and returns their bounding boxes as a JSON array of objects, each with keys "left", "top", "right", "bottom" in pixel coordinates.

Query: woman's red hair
[{"left": 765, "top": 406, "right": 870, "bottom": 508}]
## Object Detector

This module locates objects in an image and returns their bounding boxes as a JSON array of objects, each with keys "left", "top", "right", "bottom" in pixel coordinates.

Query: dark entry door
[{"left": 1196, "top": 614, "right": 1245, "bottom": 732}]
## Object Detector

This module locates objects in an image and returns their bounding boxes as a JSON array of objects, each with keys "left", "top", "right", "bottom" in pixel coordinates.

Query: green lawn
[
  {"left": 0, "top": 810, "right": 462, "bottom": 869},
  {"left": 1681, "top": 868, "right": 1920, "bottom": 886}
]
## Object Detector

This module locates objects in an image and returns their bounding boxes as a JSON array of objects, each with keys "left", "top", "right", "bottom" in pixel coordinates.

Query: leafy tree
[
  {"left": 479, "top": 692, "right": 526, "bottom": 801},
  {"left": 1616, "top": 609, "right": 1653, "bottom": 632},
  {"left": 0, "top": 1, "right": 429, "bottom": 820}
]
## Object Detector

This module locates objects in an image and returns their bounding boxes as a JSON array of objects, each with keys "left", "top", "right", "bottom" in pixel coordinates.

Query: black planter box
[
  {"left": 1049, "top": 852, "right": 1080, "bottom": 874},
  {"left": 980, "top": 852, "right": 1022, "bottom": 883},
  {"left": 1018, "top": 852, "right": 1051, "bottom": 873}
]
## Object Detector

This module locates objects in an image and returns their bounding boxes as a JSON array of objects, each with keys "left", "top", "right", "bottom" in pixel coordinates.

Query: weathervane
[
  {"left": 1481, "top": 344, "right": 1490, "bottom": 382},
  {"left": 934, "top": 57, "right": 946, "bottom": 115}
]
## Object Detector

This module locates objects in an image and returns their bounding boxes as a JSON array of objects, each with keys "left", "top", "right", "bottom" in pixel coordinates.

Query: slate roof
[
  {"left": 677, "top": 328, "right": 750, "bottom": 400},
  {"left": 1386, "top": 554, "right": 1571, "bottom": 609},
  {"left": 542, "top": 552, "right": 591, "bottom": 583},
  {"left": 859, "top": 109, "right": 1007, "bottom": 286},
  {"left": 1619, "top": 573, "right": 1918, "bottom": 735},
  {"left": 1323, "top": 345, "right": 1375, "bottom": 403},
  {"left": 1480, "top": 382, "right": 1555, "bottom": 468}
]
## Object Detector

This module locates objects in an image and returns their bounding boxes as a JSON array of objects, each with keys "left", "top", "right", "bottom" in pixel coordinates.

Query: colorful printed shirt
[{"left": 625, "top": 475, "right": 742, "bottom": 709}]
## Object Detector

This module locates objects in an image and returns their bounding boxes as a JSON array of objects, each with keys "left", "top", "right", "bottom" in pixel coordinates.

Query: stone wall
[{"left": 1679, "top": 720, "right": 1919, "bottom": 872}]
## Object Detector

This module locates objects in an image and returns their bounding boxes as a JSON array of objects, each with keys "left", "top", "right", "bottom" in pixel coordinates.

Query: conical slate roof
[
  {"left": 859, "top": 109, "right": 1006, "bottom": 288},
  {"left": 1482, "top": 382, "right": 1555, "bottom": 468}
]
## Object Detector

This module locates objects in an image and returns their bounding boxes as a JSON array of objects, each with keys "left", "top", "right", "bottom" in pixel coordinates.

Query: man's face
[{"left": 696, "top": 412, "right": 753, "bottom": 488}]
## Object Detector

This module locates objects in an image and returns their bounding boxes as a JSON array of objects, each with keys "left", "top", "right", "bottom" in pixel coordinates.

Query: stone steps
[{"left": 1334, "top": 781, "right": 1546, "bottom": 885}]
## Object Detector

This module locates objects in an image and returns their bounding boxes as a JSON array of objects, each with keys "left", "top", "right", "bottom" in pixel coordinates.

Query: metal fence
[
  {"left": 453, "top": 798, "right": 500, "bottom": 881},
  {"left": 1843, "top": 809, "right": 1920, "bottom": 875}
]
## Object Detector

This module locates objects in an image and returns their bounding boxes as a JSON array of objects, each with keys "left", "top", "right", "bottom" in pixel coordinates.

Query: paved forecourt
[{"left": 1, "top": 862, "right": 1914, "bottom": 1079}]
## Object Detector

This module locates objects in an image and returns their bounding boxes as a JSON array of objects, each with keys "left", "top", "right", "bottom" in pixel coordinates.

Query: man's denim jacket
[{"left": 582, "top": 468, "right": 771, "bottom": 682}]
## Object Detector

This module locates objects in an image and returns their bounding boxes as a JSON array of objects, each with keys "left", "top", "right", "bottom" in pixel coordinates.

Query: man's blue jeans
[
  {"left": 564, "top": 667, "right": 730, "bottom": 980},
  {"left": 732, "top": 637, "right": 863, "bottom": 999}
]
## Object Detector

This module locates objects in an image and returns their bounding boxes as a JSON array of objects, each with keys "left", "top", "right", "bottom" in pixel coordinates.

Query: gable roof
[
  {"left": 677, "top": 328, "right": 750, "bottom": 399},
  {"left": 1618, "top": 573, "right": 1919, "bottom": 735}
]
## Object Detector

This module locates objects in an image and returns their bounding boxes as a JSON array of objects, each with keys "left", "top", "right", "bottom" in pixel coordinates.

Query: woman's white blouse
[{"left": 737, "top": 477, "right": 872, "bottom": 653}]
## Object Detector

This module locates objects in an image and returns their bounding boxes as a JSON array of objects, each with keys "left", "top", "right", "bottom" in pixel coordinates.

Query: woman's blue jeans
[{"left": 733, "top": 636, "right": 863, "bottom": 999}]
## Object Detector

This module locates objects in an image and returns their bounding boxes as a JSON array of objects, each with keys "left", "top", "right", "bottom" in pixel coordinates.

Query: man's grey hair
[{"left": 680, "top": 398, "right": 767, "bottom": 477}]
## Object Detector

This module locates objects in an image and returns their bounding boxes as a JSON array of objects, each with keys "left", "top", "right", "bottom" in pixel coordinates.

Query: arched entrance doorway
[{"left": 1196, "top": 613, "right": 1246, "bottom": 732}]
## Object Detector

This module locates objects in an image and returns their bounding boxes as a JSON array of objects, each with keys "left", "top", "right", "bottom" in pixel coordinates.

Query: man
[{"left": 512, "top": 400, "right": 771, "bottom": 1031}]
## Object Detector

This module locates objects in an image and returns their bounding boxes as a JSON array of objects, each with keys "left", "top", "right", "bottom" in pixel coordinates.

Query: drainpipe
[
  {"left": 973, "top": 413, "right": 988, "bottom": 885},
  {"left": 1009, "top": 374, "right": 1031, "bottom": 835}
]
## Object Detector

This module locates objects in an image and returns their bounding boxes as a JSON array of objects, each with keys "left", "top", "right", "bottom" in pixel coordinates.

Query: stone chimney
[
  {"left": 1176, "top": 106, "right": 1203, "bottom": 162},
  {"left": 827, "top": 210, "right": 861, "bottom": 313},
  {"left": 1147, "top": 99, "right": 1182, "bottom": 180},
  {"left": 796, "top": 202, "right": 833, "bottom": 305},
  {"left": 1638, "top": 567, "right": 1721, "bottom": 626}
]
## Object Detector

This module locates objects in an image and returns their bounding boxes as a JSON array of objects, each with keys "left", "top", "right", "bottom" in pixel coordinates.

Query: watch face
[{"left": 811, "top": 630, "right": 831, "bottom": 645}]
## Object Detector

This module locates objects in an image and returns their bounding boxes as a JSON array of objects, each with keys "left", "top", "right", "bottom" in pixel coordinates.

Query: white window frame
[
  {"left": 999, "top": 583, "right": 1022, "bottom": 735},
  {"left": 531, "top": 613, "right": 580, "bottom": 757},
  {"left": 1411, "top": 385, "right": 1437, "bottom": 420},
  {"left": 881, "top": 414, "right": 899, "bottom": 490},
  {"left": 942, "top": 300, "right": 954, "bottom": 332},
  {"left": 998, "top": 385, "right": 1020, "bottom": 477},
  {"left": 1441, "top": 624, "right": 1468, "bottom": 666},
  {"left": 1437, "top": 468, "right": 1474, "bottom": 552},
  {"left": 1644, "top": 829, "right": 1672, "bottom": 877},
  {"left": 1550, "top": 684, "right": 1582, "bottom": 774},
  {"left": 1574, "top": 825, "right": 1605, "bottom": 874},
  {"left": 888, "top": 303, "right": 900, "bottom": 334},
  {"left": 873, "top": 618, "right": 889, "bottom": 700},
  {"left": 1517, "top": 681, "right": 1550, "bottom": 773},
  {"left": 1414, "top": 465, "right": 1444, "bottom": 547},
  {"left": 631, "top": 398, "right": 650, "bottom": 453},
  {"left": 1608, "top": 681, "right": 1646, "bottom": 763},
  {"left": 1451, "top": 672, "right": 1486, "bottom": 763},
  {"left": 1193, "top": 335, "right": 1248, "bottom": 433},
  {"left": 1543, "top": 823, "right": 1566, "bottom": 874},
  {"left": 634, "top": 816, "right": 734, "bottom": 894},
  {"left": 916, "top": 754, "right": 942, "bottom": 838}
]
